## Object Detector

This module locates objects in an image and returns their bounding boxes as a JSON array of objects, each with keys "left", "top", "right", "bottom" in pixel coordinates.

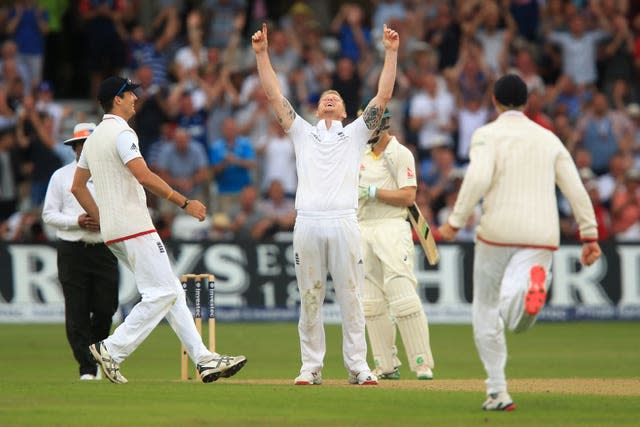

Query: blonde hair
[{"left": 318, "top": 90, "right": 344, "bottom": 106}]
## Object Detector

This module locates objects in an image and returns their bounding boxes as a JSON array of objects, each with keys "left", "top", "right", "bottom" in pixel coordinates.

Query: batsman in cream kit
[{"left": 357, "top": 108, "right": 435, "bottom": 380}]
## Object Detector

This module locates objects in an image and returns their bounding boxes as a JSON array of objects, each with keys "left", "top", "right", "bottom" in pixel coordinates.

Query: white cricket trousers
[
  {"left": 293, "top": 210, "right": 370, "bottom": 374},
  {"left": 103, "top": 232, "right": 212, "bottom": 364},
  {"left": 473, "top": 240, "right": 552, "bottom": 394}
]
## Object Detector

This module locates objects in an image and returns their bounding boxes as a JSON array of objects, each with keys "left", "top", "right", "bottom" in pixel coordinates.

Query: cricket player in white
[
  {"left": 439, "top": 74, "right": 601, "bottom": 410},
  {"left": 71, "top": 76, "right": 246, "bottom": 384},
  {"left": 252, "top": 23, "right": 399, "bottom": 385},
  {"left": 357, "top": 109, "right": 435, "bottom": 380}
]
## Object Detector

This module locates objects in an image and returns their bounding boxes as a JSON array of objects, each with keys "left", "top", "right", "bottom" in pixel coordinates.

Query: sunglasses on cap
[{"left": 116, "top": 79, "right": 133, "bottom": 98}]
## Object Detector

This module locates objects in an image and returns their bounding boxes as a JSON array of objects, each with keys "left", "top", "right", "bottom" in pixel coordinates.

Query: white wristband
[{"left": 369, "top": 186, "right": 377, "bottom": 199}]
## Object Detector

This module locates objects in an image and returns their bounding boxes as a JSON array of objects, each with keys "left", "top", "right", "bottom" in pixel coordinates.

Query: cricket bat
[{"left": 407, "top": 203, "right": 440, "bottom": 265}]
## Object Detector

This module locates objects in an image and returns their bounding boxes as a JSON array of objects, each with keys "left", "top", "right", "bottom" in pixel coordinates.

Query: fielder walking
[
  {"left": 438, "top": 74, "right": 601, "bottom": 410},
  {"left": 42, "top": 122, "right": 119, "bottom": 381},
  {"left": 357, "top": 109, "right": 435, "bottom": 380},
  {"left": 251, "top": 22, "right": 399, "bottom": 385},
  {"left": 71, "top": 76, "right": 246, "bottom": 384}
]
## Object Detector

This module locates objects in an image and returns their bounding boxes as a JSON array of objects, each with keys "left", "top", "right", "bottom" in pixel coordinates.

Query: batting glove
[{"left": 358, "top": 185, "right": 377, "bottom": 199}]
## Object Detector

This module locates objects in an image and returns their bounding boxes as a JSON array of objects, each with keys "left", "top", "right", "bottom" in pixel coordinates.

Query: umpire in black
[{"left": 42, "top": 123, "right": 119, "bottom": 380}]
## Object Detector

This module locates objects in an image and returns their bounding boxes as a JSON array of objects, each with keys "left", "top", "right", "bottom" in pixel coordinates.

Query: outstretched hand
[
  {"left": 251, "top": 22, "right": 269, "bottom": 54},
  {"left": 382, "top": 24, "right": 399, "bottom": 52}
]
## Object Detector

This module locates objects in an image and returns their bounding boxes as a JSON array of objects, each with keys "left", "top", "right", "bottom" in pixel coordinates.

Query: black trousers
[{"left": 57, "top": 240, "right": 119, "bottom": 376}]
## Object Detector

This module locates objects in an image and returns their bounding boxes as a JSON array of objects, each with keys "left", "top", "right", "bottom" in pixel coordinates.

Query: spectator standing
[
  {"left": 571, "top": 92, "right": 634, "bottom": 175},
  {"left": 209, "top": 116, "right": 256, "bottom": 214},
  {"left": 130, "top": 65, "right": 169, "bottom": 158},
  {"left": 16, "top": 95, "right": 61, "bottom": 209},
  {"left": 154, "top": 127, "right": 210, "bottom": 214},
  {"left": 610, "top": 168, "right": 640, "bottom": 240},
  {"left": 79, "top": 0, "right": 127, "bottom": 104},
  {"left": 229, "top": 185, "right": 273, "bottom": 240},
  {"left": 330, "top": 3, "right": 371, "bottom": 64},
  {"left": 259, "top": 118, "right": 297, "bottom": 196},
  {"left": 0, "top": 124, "right": 20, "bottom": 221},
  {"left": 546, "top": 12, "right": 610, "bottom": 89},
  {"left": 6, "top": 0, "right": 50, "bottom": 90}
]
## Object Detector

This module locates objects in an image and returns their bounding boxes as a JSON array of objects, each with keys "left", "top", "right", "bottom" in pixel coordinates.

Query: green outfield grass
[{"left": 0, "top": 321, "right": 638, "bottom": 427}]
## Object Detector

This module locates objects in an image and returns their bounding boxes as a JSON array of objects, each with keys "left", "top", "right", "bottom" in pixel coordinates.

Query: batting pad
[
  {"left": 364, "top": 298, "right": 396, "bottom": 373},
  {"left": 391, "top": 294, "right": 434, "bottom": 370}
]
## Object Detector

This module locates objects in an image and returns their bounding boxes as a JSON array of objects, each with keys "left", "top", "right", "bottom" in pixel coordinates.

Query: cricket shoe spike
[
  {"left": 89, "top": 341, "right": 128, "bottom": 384},
  {"left": 294, "top": 371, "right": 322, "bottom": 385},
  {"left": 197, "top": 354, "right": 247, "bottom": 383},
  {"left": 348, "top": 370, "right": 378, "bottom": 385},
  {"left": 482, "top": 392, "right": 516, "bottom": 411},
  {"left": 525, "top": 265, "right": 547, "bottom": 316}
]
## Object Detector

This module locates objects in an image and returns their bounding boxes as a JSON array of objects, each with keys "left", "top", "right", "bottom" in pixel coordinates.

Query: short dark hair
[
  {"left": 493, "top": 74, "right": 528, "bottom": 108},
  {"left": 98, "top": 76, "right": 140, "bottom": 112}
]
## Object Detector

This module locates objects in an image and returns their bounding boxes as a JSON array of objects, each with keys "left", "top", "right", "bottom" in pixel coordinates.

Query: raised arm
[
  {"left": 360, "top": 24, "right": 399, "bottom": 131},
  {"left": 251, "top": 23, "right": 296, "bottom": 131}
]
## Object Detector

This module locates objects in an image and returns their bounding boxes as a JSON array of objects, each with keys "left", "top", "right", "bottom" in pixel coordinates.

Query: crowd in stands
[{"left": 0, "top": 0, "right": 639, "bottom": 244}]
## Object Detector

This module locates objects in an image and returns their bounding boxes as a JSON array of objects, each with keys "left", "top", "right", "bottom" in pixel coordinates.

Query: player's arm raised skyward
[
  {"left": 361, "top": 24, "right": 399, "bottom": 131},
  {"left": 252, "top": 23, "right": 296, "bottom": 131}
]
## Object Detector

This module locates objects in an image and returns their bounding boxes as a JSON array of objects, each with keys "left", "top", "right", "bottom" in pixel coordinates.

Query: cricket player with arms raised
[
  {"left": 357, "top": 108, "right": 435, "bottom": 381},
  {"left": 438, "top": 74, "right": 601, "bottom": 410},
  {"left": 251, "top": 22, "right": 399, "bottom": 385}
]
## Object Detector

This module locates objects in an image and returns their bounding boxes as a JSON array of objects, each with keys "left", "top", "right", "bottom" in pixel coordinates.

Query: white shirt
[
  {"left": 78, "top": 114, "right": 153, "bottom": 243},
  {"left": 457, "top": 107, "right": 490, "bottom": 162},
  {"left": 409, "top": 89, "right": 455, "bottom": 150},
  {"left": 287, "top": 115, "right": 371, "bottom": 211},
  {"left": 261, "top": 135, "right": 297, "bottom": 194},
  {"left": 42, "top": 161, "right": 103, "bottom": 243}
]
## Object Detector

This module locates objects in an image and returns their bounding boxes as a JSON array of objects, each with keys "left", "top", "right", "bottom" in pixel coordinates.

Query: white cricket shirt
[{"left": 287, "top": 115, "right": 371, "bottom": 211}]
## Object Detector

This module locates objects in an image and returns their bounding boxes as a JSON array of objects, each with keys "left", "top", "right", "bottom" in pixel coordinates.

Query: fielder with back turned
[
  {"left": 357, "top": 107, "right": 435, "bottom": 380},
  {"left": 438, "top": 74, "right": 601, "bottom": 411}
]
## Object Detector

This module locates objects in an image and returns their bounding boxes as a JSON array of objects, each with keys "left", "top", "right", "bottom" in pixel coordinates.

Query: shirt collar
[
  {"left": 102, "top": 113, "right": 128, "bottom": 125},
  {"left": 498, "top": 110, "right": 525, "bottom": 119},
  {"left": 316, "top": 119, "right": 344, "bottom": 132}
]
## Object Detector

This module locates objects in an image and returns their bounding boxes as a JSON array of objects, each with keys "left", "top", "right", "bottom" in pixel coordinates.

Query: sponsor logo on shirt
[
  {"left": 130, "top": 143, "right": 138, "bottom": 152},
  {"left": 157, "top": 241, "right": 165, "bottom": 253},
  {"left": 295, "top": 252, "right": 300, "bottom": 265},
  {"left": 407, "top": 168, "right": 414, "bottom": 178}
]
